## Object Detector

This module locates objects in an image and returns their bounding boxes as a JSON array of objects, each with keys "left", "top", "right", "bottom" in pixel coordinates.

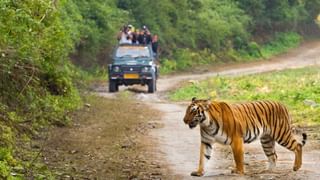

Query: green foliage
[
  {"left": 78, "top": 66, "right": 109, "bottom": 84},
  {"left": 170, "top": 67, "right": 320, "bottom": 124},
  {"left": 0, "top": 0, "right": 82, "bottom": 126},
  {"left": 118, "top": 0, "right": 251, "bottom": 52},
  {"left": 234, "top": 32, "right": 302, "bottom": 61},
  {"left": 260, "top": 32, "right": 301, "bottom": 58},
  {"left": 235, "top": 0, "right": 312, "bottom": 33},
  {"left": 0, "top": 125, "right": 14, "bottom": 149},
  {"left": 160, "top": 59, "right": 177, "bottom": 74},
  {"left": 0, "top": 0, "right": 82, "bottom": 178},
  {"left": 196, "top": 0, "right": 251, "bottom": 51},
  {"left": 0, "top": 143, "right": 16, "bottom": 179},
  {"left": 174, "top": 49, "right": 194, "bottom": 70},
  {"left": 0, "top": 160, "right": 10, "bottom": 179},
  {"left": 160, "top": 48, "right": 218, "bottom": 74},
  {"left": 68, "top": 0, "right": 128, "bottom": 66},
  {"left": 161, "top": 32, "right": 302, "bottom": 74}
]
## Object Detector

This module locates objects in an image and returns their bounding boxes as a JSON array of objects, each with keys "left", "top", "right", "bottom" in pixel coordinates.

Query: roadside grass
[
  {"left": 260, "top": 32, "right": 301, "bottom": 59},
  {"left": 160, "top": 32, "right": 302, "bottom": 75},
  {"left": 40, "top": 93, "right": 165, "bottom": 179},
  {"left": 170, "top": 67, "right": 320, "bottom": 124},
  {"left": 75, "top": 67, "right": 108, "bottom": 90}
]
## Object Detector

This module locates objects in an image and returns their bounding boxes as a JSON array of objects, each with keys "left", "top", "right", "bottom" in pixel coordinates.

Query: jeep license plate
[{"left": 124, "top": 74, "right": 139, "bottom": 79}]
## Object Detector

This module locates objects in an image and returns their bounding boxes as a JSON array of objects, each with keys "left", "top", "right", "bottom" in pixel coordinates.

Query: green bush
[
  {"left": 0, "top": 146, "right": 15, "bottom": 179},
  {"left": 174, "top": 49, "right": 194, "bottom": 70},
  {"left": 0, "top": 1, "right": 83, "bottom": 178},
  {"left": 160, "top": 48, "right": 218, "bottom": 74},
  {"left": 161, "top": 32, "right": 302, "bottom": 74},
  {"left": 160, "top": 59, "right": 177, "bottom": 74},
  {"left": 247, "top": 42, "right": 263, "bottom": 58},
  {"left": 0, "top": 160, "right": 10, "bottom": 179},
  {"left": 261, "top": 32, "right": 302, "bottom": 58},
  {"left": 64, "top": 0, "right": 128, "bottom": 67}
]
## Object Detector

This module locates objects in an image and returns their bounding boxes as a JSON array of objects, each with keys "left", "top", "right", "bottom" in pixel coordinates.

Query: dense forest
[{"left": 0, "top": 0, "right": 320, "bottom": 178}]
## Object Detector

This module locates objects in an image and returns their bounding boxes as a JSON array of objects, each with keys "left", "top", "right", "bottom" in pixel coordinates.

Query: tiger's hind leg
[
  {"left": 260, "top": 135, "right": 277, "bottom": 170},
  {"left": 278, "top": 134, "right": 303, "bottom": 171},
  {"left": 277, "top": 133, "right": 307, "bottom": 171},
  {"left": 293, "top": 144, "right": 302, "bottom": 171}
]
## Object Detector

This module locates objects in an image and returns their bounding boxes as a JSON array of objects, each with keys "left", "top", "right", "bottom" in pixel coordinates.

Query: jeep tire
[
  {"left": 109, "top": 80, "right": 118, "bottom": 92},
  {"left": 148, "top": 78, "right": 156, "bottom": 93}
]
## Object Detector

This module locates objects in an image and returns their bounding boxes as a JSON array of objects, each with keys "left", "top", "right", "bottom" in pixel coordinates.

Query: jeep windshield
[{"left": 115, "top": 46, "right": 151, "bottom": 59}]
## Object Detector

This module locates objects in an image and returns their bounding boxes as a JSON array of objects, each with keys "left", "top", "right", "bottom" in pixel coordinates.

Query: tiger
[{"left": 183, "top": 97, "right": 307, "bottom": 176}]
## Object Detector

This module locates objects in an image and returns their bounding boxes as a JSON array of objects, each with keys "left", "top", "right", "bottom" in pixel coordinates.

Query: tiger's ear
[
  {"left": 192, "top": 97, "right": 196, "bottom": 102},
  {"left": 207, "top": 97, "right": 211, "bottom": 103},
  {"left": 203, "top": 99, "right": 211, "bottom": 110}
]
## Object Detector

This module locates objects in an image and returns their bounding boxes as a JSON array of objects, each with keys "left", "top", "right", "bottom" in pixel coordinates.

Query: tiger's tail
[{"left": 301, "top": 133, "right": 307, "bottom": 146}]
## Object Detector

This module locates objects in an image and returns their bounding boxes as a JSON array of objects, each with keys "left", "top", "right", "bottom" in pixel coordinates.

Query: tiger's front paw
[
  {"left": 231, "top": 169, "right": 244, "bottom": 175},
  {"left": 191, "top": 170, "right": 204, "bottom": 177},
  {"left": 293, "top": 164, "right": 301, "bottom": 171}
]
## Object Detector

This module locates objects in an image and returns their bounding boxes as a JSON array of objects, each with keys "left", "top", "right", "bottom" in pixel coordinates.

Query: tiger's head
[{"left": 183, "top": 97, "right": 210, "bottom": 129}]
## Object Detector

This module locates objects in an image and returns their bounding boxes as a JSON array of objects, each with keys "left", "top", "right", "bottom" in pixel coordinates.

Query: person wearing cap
[
  {"left": 128, "top": 24, "right": 135, "bottom": 32},
  {"left": 138, "top": 30, "right": 151, "bottom": 45},
  {"left": 142, "top": 25, "right": 150, "bottom": 34}
]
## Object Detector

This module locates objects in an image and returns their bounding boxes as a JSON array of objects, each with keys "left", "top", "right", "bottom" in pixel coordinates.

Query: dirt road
[{"left": 104, "top": 41, "right": 320, "bottom": 179}]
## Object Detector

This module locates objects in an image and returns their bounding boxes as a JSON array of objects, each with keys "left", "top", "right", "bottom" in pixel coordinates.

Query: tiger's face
[{"left": 183, "top": 98, "right": 207, "bottom": 129}]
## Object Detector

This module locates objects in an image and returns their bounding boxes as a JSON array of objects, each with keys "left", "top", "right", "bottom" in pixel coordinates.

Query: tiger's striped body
[{"left": 183, "top": 98, "right": 307, "bottom": 176}]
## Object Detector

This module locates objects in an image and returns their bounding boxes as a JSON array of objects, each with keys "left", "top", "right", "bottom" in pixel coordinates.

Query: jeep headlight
[
  {"left": 141, "top": 66, "right": 150, "bottom": 72},
  {"left": 113, "top": 66, "right": 120, "bottom": 72}
]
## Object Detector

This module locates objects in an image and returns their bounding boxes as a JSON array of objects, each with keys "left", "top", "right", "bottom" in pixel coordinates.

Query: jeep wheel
[
  {"left": 148, "top": 79, "right": 156, "bottom": 93},
  {"left": 109, "top": 81, "right": 118, "bottom": 92}
]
